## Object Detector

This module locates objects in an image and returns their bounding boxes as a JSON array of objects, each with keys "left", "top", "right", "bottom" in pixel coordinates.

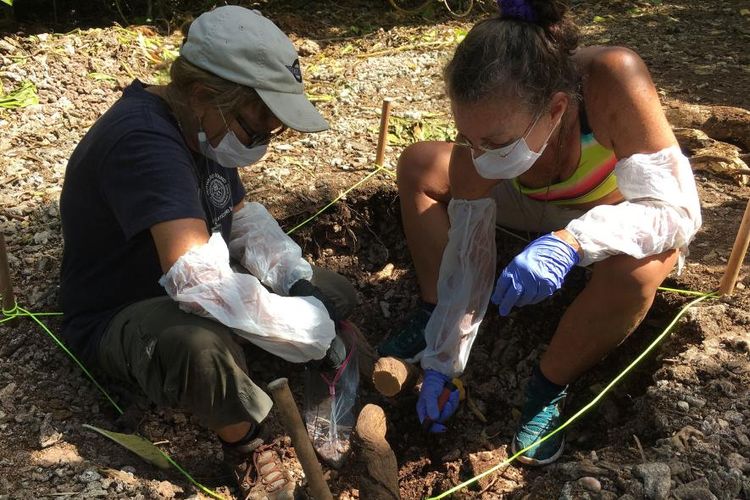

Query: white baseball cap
[{"left": 181, "top": 6, "right": 328, "bottom": 133}]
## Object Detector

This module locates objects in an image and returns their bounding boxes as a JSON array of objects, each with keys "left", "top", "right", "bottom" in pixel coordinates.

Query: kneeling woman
[{"left": 378, "top": 0, "right": 701, "bottom": 464}]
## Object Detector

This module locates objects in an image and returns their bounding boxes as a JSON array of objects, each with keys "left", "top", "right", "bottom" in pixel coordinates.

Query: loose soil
[{"left": 0, "top": 1, "right": 748, "bottom": 499}]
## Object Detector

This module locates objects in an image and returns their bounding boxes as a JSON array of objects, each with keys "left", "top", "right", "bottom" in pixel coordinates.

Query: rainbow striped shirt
[{"left": 513, "top": 132, "right": 618, "bottom": 205}]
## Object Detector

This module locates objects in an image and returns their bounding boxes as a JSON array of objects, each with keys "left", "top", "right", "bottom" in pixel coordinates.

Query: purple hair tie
[{"left": 497, "top": 0, "right": 537, "bottom": 22}]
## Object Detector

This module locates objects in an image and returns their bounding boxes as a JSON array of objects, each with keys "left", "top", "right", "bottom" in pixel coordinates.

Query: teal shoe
[
  {"left": 376, "top": 306, "right": 432, "bottom": 359},
  {"left": 512, "top": 370, "right": 568, "bottom": 466}
]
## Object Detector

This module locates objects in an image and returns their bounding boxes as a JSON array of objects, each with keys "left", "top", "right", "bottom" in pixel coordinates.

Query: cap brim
[{"left": 255, "top": 89, "right": 329, "bottom": 133}]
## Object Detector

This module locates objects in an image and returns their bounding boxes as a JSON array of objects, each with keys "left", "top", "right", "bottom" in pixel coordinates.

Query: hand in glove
[
  {"left": 491, "top": 233, "right": 579, "bottom": 316},
  {"left": 289, "top": 279, "right": 340, "bottom": 321},
  {"left": 417, "top": 369, "right": 460, "bottom": 433}
]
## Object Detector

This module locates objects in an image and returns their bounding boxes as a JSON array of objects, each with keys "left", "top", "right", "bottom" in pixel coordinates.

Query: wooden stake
[
  {"left": 719, "top": 197, "right": 750, "bottom": 295},
  {"left": 267, "top": 378, "right": 333, "bottom": 500},
  {"left": 0, "top": 234, "right": 17, "bottom": 326},
  {"left": 354, "top": 404, "right": 400, "bottom": 499},
  {"left": 372, "top": 356, "right": 419, "bottom": 397},
  {"left": 375, "top": 98, "right": 393, "bottom": 167}
]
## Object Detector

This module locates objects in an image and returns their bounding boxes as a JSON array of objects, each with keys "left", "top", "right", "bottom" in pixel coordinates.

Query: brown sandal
[{"left": 224, "top": 438, "right": 295, "bottom": 500}]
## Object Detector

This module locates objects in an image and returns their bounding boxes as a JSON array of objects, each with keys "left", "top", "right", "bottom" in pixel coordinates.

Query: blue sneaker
[
  {"left": 376, "top": 306, "right": 432, "bottom": 359},
  {"left": 512, "top": 369, "right": 568, "bottom": 466}
]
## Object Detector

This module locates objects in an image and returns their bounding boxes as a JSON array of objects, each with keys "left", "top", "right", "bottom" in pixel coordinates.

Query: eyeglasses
[
  {"left": 217, "top": 107, "right": 286, "bottom": 148},
  {"left": 235, "top": 114, "right": 287, "bottom": 148},
  {"left": 455, "top": 113, "right": 541, "bottom": 158}
]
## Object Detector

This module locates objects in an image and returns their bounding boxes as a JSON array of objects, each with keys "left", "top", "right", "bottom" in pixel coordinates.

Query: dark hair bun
[{"left": 530, "top": 0, "right": 578, "bottom": 54}]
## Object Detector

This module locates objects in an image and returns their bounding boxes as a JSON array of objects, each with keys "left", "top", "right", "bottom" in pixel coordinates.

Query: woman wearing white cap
[{"left": 60, "top": 6, "right": 352, "bottom": 498}]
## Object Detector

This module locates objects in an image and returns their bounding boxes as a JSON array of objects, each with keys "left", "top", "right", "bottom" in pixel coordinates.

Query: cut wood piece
[
  {"left": 673, "top": 128, "right": 749, "bottom": 185},
  {"left": 354, "top": 404, "right": 400, "bottom": 500},
  {"left": 665, "top": 99, "right": 750, "bottom": 150},
  {"left": 372, "top": 356, "right": 419, "bottom": 397}
]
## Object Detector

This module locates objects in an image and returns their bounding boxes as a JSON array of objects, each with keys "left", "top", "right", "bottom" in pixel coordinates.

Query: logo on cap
[{"left": 285, "top": 59, "right": 302, "bottom": 83}]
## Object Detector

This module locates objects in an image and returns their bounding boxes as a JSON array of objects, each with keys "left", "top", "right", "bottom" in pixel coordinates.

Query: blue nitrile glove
[
  {"left": 491, "top": 233, "right": 579, "bottom": 316},
  {"left": 417, "top": 369, "right": 460, "bottom": 433}
]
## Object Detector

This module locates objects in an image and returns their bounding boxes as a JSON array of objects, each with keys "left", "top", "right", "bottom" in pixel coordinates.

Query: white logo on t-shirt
[{"left": 205, "top": 173, "right": 230, "bottom": 209}]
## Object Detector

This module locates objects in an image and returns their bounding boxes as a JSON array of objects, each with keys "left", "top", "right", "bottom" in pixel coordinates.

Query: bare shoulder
[{"left": 575, "top": 46, "right": 676, "bottom": 156}]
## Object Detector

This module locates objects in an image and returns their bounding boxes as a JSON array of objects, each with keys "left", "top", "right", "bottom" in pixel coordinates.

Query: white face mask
[
  {"left": 198, "top": 129, "right": 268, "bottom": 169},
  {"left": 471, "top": 113, "right": 561, "bottom": 180}
]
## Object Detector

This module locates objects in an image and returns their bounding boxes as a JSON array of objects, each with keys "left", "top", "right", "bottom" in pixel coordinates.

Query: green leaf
[
  {"left": 82, "top": 424, "right": 171, "bottom": 470},
  {"left": 1, "top": 0, "right": 13, "bottom": 6},
  {"left": 593, "top": 15, "right": 606, "bottom": 23},
  {"left": 0, "top": 81, "right": 39, "bottom": 109}
]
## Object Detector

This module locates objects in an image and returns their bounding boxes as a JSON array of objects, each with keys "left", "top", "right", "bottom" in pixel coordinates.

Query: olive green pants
[{"left": 97, "top": 266, "right": 357, "bottom": 430}]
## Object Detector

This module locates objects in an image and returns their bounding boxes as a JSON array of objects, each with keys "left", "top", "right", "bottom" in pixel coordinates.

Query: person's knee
[
  {"left": 332, "top": 276, "right": 357, "bottom": 319},
  {"left": 311, "top": 266, "right": 358, "bottom": 319},
  {"left": 594, "top": 250, "right": 678, "bottom": 307},
  {"left": 397, "top": 142, "right": 450, "bottom": 194},
  {"left": 160, "top": 325, "right": 244, "bottom": 386}
]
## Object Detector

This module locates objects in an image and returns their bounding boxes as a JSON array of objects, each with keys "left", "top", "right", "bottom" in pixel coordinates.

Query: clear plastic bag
[{"left": 303, "top": 320, "right": 360, "bottom": 468}]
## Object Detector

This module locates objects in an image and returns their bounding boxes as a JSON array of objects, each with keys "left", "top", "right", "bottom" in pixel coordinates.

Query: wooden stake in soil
[
  {"left": 0, "top": 234, "right": 17, "bottom": 326},
  {"left": 354, "top": 404, "right": 400, "bottom": 500},
  {"left": 372, "top": 356, "right": 419, "bottom": 397},
  {"left": 267, "top": 378, "right": 333, "bottom": 500},
  {"left": 719, "top": 197, "right": 750, "bottom": 295},
  {"left": 375, "top": 98, "right": 393, "bottom": 167}
]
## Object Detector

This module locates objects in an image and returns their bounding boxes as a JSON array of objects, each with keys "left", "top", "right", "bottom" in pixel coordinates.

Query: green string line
[
  {"left": 0, "top": 300, "right": 225, "bottom": 499},
  {"left": 285, "top": 163, "right": 394, "bottom": 235},
  {"left": 427, "top": 290, "right": 717, "bottom": 499},
  {"left": 3, "top": 301, "right": 123, "bottom": 415}
]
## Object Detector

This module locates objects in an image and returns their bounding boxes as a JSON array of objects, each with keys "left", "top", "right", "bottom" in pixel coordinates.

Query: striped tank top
[{"left": 513, "top": 107, "right": 618, "bottom": 206}]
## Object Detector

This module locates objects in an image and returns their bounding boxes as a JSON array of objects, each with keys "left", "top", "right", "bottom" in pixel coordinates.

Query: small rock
[
  {"left": 633, "top": 462, "right": 671, "bottom": 500},
  {"left": 673, "top": 478, "right": 717, "bottom": 500},
  {"left": 558, "top": 482, "right": 582, "bottom": 500},
  {"left": 78, "top": 469, "right": 102, "bottom": 483},
  {"left": 379, "top": 301, "right": 391, "bottom": 318},
  {"left": 578, "top": 476, "right": 602, "bottom": 492},
  {"left": 39, "top": 414, "right": 63, "bottom": 448},
  {"left": 0, "top": 382, "right": 17, "bottom": 399},
  {"left": 725, "top": 452, "right": 749, "bottom": 472},
  {"left": 683, "top": 395, "right": 706, "bottom": 408},
  {"left": 677, "top": 400, "right": 690, "bottom": 412},
  {"left": 297, "top": 39, "right": 321, "bottom": 56}
]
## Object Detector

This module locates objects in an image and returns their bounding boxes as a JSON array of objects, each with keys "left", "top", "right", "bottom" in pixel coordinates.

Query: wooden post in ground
[
  {"left": 0, "top": 234, "right": 17, "bottom": 326},
  {"left": 355, "top": 404, "right": 400, "bottom": 499},
  {"left": 267, "top": 378, "right": 333, "bottom": 500},
  {"left": 375, "top": 98, "right": 393, "bottom": 167},
  {"left": 372, "top": 356, "right": 419, "bottom": 397},
  {"left": 719, "top": 197, "right": 750, "bottom": 295}
]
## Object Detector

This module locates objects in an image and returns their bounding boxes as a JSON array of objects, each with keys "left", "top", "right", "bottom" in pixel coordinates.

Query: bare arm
[
  {"left": 584, "top": 47, "right": 676, "bottom": 156},
  {"left": 150, "top": 218, "right": 210, "bottom": 273}
]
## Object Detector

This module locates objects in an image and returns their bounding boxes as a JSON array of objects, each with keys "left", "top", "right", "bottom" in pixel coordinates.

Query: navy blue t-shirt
[{"left": 59, "top": 80, "right": 245, "bottom": 363}]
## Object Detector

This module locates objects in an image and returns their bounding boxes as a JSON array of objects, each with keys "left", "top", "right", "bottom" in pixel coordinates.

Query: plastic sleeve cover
[
  {"left": 565, "top": 146, "right": 702, "bottom": 270},
  {"left": 420, "top": 198, "right": 497, "bottom": 377},
  {"left": 159, "top": 233, "right": 335, "bottom": 363},
  {"left": 228, "top": 202, "right": 313, "bottom": 295}
]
